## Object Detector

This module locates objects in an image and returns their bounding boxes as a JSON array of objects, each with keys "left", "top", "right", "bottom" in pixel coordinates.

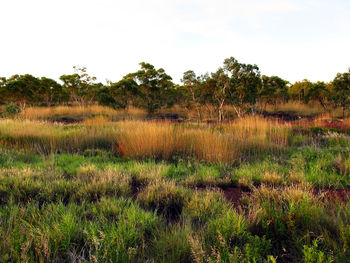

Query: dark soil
[
  {"left": 221, "top": 187, "right": 245, "bottom": 207},
  {"left": 314, "top": 188, "right": 350, "bottom": 202},
  {"left": 220, "top": 187, "right": 350, "bottom": 207},
  {"left": 261, "top": 110, "right": 317, "bottom": 121}
]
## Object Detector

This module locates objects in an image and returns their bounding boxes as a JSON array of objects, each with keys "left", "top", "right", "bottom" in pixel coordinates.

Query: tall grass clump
[
  {"left": 0, "top": 119, "right": 119, "bottom": 154},
  {"left": 265, "top": 101, "right": 327, "bottom": 116},
  {"left": 0, "top": 198, "right": 161, "bottom": 263},
  {"left": 137, "top": 180, "right": 188, "bottom": 220},
  {"left": 0, "top": 116, "right": 291, "bottom": 163},
  {"left": 229, "top": 116, "right": 290, "bottom": 149},
  {"left": 246, "top": 185, "right": 337, "bottom": 261},
  {"left": 117, "top": 117, "right": 289, "bottom": 163},
  {"left": 21, "top": 105, "right": 147, "bottom": 122}
]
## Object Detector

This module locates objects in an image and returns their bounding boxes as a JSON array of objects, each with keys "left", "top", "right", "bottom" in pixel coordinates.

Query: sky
[{"left": 0, "top": 0, "right": 349, "bottom": 84}]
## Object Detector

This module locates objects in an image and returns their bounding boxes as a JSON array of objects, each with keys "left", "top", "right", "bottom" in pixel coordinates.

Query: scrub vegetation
[{"left": 1, "top": 109, "right": 350, "bottom": 262}]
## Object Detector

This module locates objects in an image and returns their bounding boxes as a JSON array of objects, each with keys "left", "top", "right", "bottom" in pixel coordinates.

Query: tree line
[{"left": 1, "top": 57, "right": 349, "bottom": 120}]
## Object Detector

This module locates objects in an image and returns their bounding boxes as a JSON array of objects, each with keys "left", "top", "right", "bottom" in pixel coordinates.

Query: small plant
[
  {"left": 2, "top": 103, "right": 21, "bottom": 117},
  {"left": 302, "top": 239, "right": 333, "bottom": 263}
]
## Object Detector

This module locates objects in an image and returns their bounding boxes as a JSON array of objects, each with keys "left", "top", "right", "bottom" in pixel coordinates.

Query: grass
[
  {"left": 0, "top": 116, "right": 289, "bottom": 163},
  {"left": 265, "top": 101, "right": 327, "bottom": 116},
  {"left": 20, "top": 105, "right": 147, "bottom": 122},
  {"left": 1, "top": 146, "right": 350, "bottom": 261},
  {"left": 2, "top": 106, "right": 350, "bottom": 262}
]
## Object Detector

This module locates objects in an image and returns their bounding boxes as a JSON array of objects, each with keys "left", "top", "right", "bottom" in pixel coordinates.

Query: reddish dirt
[
  {"left": 221, "top": 187, "right": 245, "bottom": 207},
  {"left": 321, "top": 120, "right": 349, "bottom": 130},
  {"left": 129, "top": 182, "right": 350, "bottom": 208},
  {"left": 313, "top": 188, "right": 350, "bottom": 203},
  {"left": 221, "top": 187, "right": 350, "bottom": 206}
]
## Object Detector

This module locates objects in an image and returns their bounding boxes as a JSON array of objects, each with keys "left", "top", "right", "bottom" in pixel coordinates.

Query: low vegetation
[{"left": 1, "top": 104, "right": 350, "bottom": 262}]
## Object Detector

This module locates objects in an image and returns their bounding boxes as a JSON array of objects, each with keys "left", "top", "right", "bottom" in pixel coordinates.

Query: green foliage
[
  {"left": 60, "top": 66, "right": 99, "bottom": 106},
  {"left": 332, "top": 69, "right": 350, "bottom": 117},
  {"left": 126, "top": 62, "right": 175, "bottom": 114},
  {"left": 1, "top": 63, "right": 350, "bottom": 121},
  {"left": 259, "top": 75, "right": 289, "bottom": 109},
  {"left": 302, "top": 239, "right": 333, "bottom": 263},
  {"left": 2, "top": 103, "right": 21, "bottom": 117}
]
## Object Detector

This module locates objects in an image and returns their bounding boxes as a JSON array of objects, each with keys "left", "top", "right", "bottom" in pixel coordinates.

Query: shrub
[
  {"left": 302, "top": 239, "right": 333, "bottom": 263},
  {"left": 2, "top": 103, "right": 21, "bottom": 117}
]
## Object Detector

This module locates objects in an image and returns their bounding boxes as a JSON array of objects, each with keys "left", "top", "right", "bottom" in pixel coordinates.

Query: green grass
[{"left": 1, "top": 147, "right": 350, "bottom": 262}]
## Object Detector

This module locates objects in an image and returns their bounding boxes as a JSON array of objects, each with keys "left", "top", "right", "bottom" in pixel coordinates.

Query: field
[{"left": 1, "top": 106, "right": 350, "bottom": 262}]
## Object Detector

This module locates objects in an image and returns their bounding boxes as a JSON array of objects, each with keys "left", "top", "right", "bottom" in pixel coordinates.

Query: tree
[
  {"left": 196, "top": 57, "right": 260, "bottom": 121},
  {"left": 108, "top": 78, "right": 139, "bottom": 109},
  {"left": 210, "top": 68, "right": 230, "bottom": 121},
  {"left": 224, "top": 57, "right": 260, "bottom": 118},
  {"left": 0, "top": 77, "right": 7, "bottom": 104},
  {"left": 126, "top": 62, "right": 175, "bottom": 115},
  {"left": 4, "top": 74, "right": 41, "bottom": 109},
  {"left": 181, "top": 70, "right": 203, "bottom": 120},
  {"left": 59, "top": 66, "right": 98, "bottom": 106},
  {"left": 96, "top": 85, "right": 116, "bottom": 108},
  {"left": 288, "top": 79, "right": 313, "bottom": 103},
  {"left": 332, "top": 69, "right": 350, "bottom": 117},
  {"left": 38, "top": 77, "right": 64, "bottom": 106},
  {"left": 306, "top": 81, "right": 330, "bottom": 109},
  {"left": 259, "top": 75, "right": 289, "bottom": 110}
]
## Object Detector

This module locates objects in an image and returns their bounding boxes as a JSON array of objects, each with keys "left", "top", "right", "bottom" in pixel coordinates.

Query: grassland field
[{"left": 1, "top": 105, "right": 350, "bottom": 262}]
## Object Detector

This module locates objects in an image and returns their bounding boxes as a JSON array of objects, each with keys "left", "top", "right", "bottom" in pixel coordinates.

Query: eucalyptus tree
[
  {"left": 108, "top": 78, "right": 139, "bottom": 109},
  {"left": 39, "top": 77, "right": 64, "bottom": 106},
  {"left": 332, "top": 69, "right": 350, "bottom": 117},
  {"left": 59, "top": 66, "right": 98, "bottom": 106},
  {"left": 288, "top": 79, "right": 313, "bottom": 103},
  {"left": 306, "top": 81, "right": 330, "bottom": 109},
  {"left": 259, "top": 75, "right": 289, "bottom": 110},
  {"left": 125, "top": 62, "right": 175, "bottom": 115},
  {"left": 224, "top": 57, "right": 261, "bottom": 117},
  {"left": 0, "top": 77, "right": 7, "bottom": 104},
  {"left": 181, "top": 70, "right": 203, "bottom": 120},
  {"left": 4, "top": 74, "right": 41, "bottom": 109}
]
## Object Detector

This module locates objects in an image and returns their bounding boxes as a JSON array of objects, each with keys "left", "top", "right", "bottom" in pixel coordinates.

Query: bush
[
  {"left": 2, "top": 103, "right": 21, "bottom": 117},
  {"left": 302, "top": 239, "right": 333, "bottom": 263}
]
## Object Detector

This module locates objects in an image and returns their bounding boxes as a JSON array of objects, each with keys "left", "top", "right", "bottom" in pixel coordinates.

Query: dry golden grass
[
  {"left": 229, "top": 115, "right": 290, "bottom": 145},
  {"left": 262, "top": 171, "right": 284, "bottom": 186},
  {"left": 0, "top": 116, "right": 291, "bottom": 163},
  {"left": 265, "top": 101, "right": 326, "bottom": 116},
  {"left": 20, "top": 105, "right": 147, "bottom": 121},
  {"left": 117, "top": 121, "right": 234, "bottom": 162},
  {"left": 82, "top": 115, "right": 110, "bottom": 126},
  {"left": 21, "top": 105, "right": 116, "bottom": 120},
  {"left": 117, "top": 116, "right": 289, "bottom": 163},
  {"left": 0, "top": 119, "right": 119, "bottom": 154}
]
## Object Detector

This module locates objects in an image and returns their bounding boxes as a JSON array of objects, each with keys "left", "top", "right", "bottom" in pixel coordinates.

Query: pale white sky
[{"left": 0, "top": 0, "right": 349, "bottom": 84}]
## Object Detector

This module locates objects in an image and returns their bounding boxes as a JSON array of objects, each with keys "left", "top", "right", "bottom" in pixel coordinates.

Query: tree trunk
[{"left": 217, "top": 99, "right": 225, "bottom": 122}]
